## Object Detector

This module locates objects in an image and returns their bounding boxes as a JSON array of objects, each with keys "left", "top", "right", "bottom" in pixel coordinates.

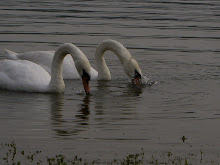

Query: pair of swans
[{"left": 0, "top": 39, "right": 142, "bottom": 93}]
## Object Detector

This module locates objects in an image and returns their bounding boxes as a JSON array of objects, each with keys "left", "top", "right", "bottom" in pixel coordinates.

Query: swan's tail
[{"left": 4, "top": 49, "right": 19, "bottom": 60}]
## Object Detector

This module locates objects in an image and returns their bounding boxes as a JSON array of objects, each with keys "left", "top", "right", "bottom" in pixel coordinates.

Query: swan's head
[
  {"left": 75, "top": 58, "right": 91, "bottom": 94},
  {"left": 123, "top": 58, "right": 142, "bottom": 85}
]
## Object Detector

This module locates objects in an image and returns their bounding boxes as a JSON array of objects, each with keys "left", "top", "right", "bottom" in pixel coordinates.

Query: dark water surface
[{"left": 0, "top": 0, "right": 220, "bottom": 163}]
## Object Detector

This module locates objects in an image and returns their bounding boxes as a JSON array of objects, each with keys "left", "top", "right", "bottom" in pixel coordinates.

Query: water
[{"left": 0, "top": 0, "right": 220, "bottom": 163}]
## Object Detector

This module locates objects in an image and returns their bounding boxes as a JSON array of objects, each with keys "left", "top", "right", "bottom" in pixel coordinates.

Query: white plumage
[{"left": 0, "top": 43, "right": 93, "bottom": 93}]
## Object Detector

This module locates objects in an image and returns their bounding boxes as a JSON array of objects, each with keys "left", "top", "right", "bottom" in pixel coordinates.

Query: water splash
[{"left": 142, "top": 75, "right": 158, "bottom": 86}]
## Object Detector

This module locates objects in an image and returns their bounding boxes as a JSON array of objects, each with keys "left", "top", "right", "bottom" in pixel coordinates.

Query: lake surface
[{"left": 0, "top": 0, "right": 220, "bottom": 164}]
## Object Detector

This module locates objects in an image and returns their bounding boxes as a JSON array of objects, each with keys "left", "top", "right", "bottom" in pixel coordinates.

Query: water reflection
[
  {"left": 125, "top": 83, "right": 143, "bottom": 97},
  {"left": 75, "top": 95, "right": 91, "bottom": 125},
  {"left": 50, "top": 93, "right": 91, "bottom": 137},
  {"left": 50, "top": 94, "right": 65, "bottom": 124},
  {"left": 93, "top": 80, "right": 143, "bottom": 118},
  {"left": 95, "top": 80, "right": 143, "bottom": 97},
  {"left": 96, "top": 80, "right": 112, "bottom": 94}
]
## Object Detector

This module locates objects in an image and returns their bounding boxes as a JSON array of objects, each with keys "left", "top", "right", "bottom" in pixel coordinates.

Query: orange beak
[
  {"left": 82, "top": 76, "right": 90, "bottom": 94},
  {"left": 132, "top": 70, "right": 142, "bottom": 86},
  {"left": 132, "top": 77, "right": 141, "bottom": 86},
  {"left": 81, "top": 69, "right": 91, "bottom": 94}
]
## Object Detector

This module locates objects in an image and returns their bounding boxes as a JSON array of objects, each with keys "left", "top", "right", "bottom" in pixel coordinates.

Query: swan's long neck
[
  {"left": 95, "top": 40, "right": 132, "bottom": 80},
  {"left": 49, "top": 43, "right": 87, "bottom": 93}
]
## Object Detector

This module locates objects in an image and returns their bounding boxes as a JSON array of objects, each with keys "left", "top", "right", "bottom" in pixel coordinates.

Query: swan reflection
[
  {"left": 50, "top": 94, "right": 65, "bottom": 124},
  {"left": 94, "top": 80, "right": 143, "bottom": 114},
  {"left": 75, "top": 95, "right": 91, "bottom": 124},
  {"left": 50, "top": 93, "right": 91, "bottom": 137}
]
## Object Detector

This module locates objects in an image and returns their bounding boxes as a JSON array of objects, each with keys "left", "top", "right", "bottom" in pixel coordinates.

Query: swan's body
[
  {"left": 4, "top": 49, "right": 98, "bottom": 80},
  {"left": 95, "top": 39, "right": 142, "bottom": 83},
  {"left": 0, "top": 60, "right": 51, "bottom": 92},
  {"left": 0, "top": 43, "right": 91, "bottom": 93}
]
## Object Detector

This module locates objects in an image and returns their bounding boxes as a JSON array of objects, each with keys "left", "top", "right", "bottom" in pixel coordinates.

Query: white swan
[
  {"left": 95, "top": 39, "right": 142, "bottom": 84},
  {"left": 4, "top": 39, "right": 142, "bottom": 84},
  {"left": 4, "top": 49, "right": 98, "bottom": 80},
  {"left": 0, "top": 43, "right": 91, "bottom": 93}
]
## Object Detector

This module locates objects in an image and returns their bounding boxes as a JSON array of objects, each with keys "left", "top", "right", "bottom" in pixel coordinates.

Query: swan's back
[
  {"left": 4, "top": 50, "right": 82, "bottom": 79},
  {"left": 18, "top": 51, "right": 55, "bottom": 74},
  {"left": 0, "top": 60, "right": 50, "bottom": 92}
]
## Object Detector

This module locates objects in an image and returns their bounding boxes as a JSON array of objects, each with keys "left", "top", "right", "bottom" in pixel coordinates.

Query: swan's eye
[{"left": 82, "top": 69, "right": 90, "bottom": 81}]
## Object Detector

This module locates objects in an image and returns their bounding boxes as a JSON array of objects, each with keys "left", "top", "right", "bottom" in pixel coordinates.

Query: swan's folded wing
[{"left": 0, "top": 60, "right": 50, "bottom": 92}]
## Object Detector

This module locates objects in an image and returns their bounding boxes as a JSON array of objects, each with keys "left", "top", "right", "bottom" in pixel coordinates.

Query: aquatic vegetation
[
  {"left": 0, "top": 141, "right": 220, "bottom": 165},
  {"left": 181, "top": 136, "right": 187, "bottom": 143},
  {"left": 0, "top": 141, "right": 42, "bottom": 165}
]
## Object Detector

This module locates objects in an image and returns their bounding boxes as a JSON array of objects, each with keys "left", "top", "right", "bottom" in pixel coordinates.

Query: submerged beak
[
  {"left": 82, "top": 70, "right": 91, "bottom": 94},
  {"left": 82, "top": 77, "right": 90, "bottom": 94},
  {"left": 132, "top": 70, "right": 142, "bottom": 86}
]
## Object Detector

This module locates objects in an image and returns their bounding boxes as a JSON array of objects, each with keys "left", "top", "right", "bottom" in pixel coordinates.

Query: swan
[
  {"left": 0, "top": 43, "right": 91, "bottom": 93},
  {"left": 4, "top": 39, "right": 142, "bottom": 84},
  {"left": 95, "top": 39, "right": 142, "bottom": 84},
  {"left": 4, "top": 49, "right": 98, "bottom": 80}
]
